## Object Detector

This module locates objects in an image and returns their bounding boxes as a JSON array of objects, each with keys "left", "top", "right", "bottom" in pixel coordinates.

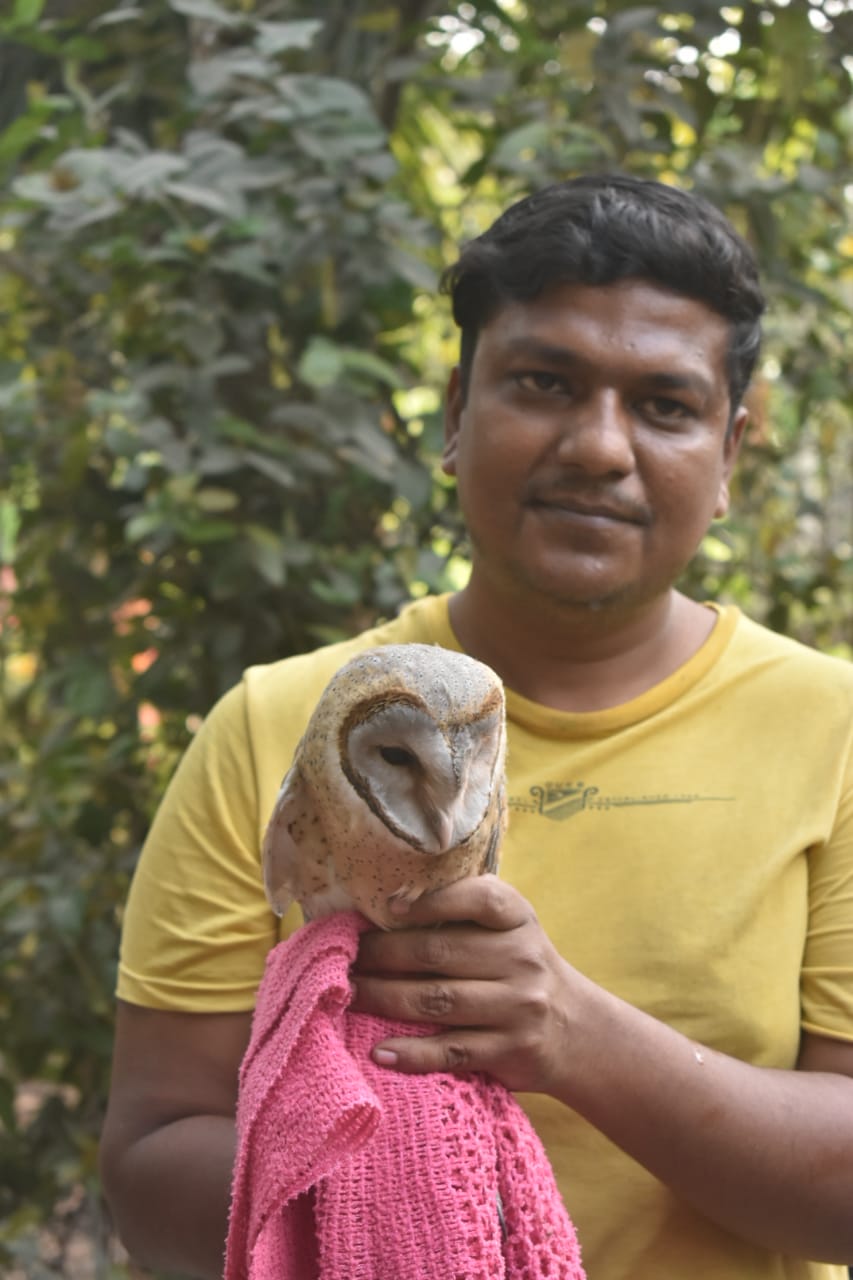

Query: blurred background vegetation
[{"left": 0, "top": 0, "right": 850, "bottom": 1274}]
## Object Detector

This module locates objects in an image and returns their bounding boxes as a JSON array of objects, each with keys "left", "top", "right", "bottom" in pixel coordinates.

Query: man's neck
[{"left": 447, "top": 583, "right": 718, "bottom": 713}]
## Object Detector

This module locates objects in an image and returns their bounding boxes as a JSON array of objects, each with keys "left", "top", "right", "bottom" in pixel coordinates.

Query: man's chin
[
  {"left": 516, "top": 572, "right": 666, "bottom": 618},
  {"left": 522, "top": 573, "right": 636, "bottom": 612},
  {"left": 468, "top": 545, "right": 671, "bottom": 616}
]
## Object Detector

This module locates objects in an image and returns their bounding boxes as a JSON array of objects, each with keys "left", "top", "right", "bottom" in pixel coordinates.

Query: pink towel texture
[{"left": 225, "top": 911, "right": 585, "bottom": 1280}]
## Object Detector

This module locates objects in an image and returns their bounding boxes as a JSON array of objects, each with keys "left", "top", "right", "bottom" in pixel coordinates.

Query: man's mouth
[{"left": 526, "top": 494, "right": 651, "bottom": 526}]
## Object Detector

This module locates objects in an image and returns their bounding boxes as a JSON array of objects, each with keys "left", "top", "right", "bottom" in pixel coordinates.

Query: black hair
[{"left": 442, "top": 172, "right": 766, "bottom": 415}]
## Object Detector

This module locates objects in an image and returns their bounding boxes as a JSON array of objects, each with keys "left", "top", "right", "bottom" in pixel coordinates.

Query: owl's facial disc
[{"left": 345, "top": 701, "right": 492, "bottom": 854}]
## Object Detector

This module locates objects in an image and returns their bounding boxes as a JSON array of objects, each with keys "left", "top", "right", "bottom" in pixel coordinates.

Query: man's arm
[
  {"left": 353, "top": 875, "right": 853, "bottom": 1263},
  {"left": 99, "top": 1002, "right": 253, "bottom": 1280}
]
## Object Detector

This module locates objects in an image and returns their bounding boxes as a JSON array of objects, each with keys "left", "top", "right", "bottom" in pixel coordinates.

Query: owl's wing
[
  {"left": 481, "top": 778, "right": 506, "bottom": 876},
  {"left": 261, "top": 765, "right": 309, "bottom": 918}
]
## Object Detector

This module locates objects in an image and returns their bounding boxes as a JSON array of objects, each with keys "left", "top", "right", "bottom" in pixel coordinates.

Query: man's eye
[
  {"left": 645, "top": 396, "right": 691, "bottom": 422},
  {"left": 515, "top": 371, "right": 566, "bottom": 393}
]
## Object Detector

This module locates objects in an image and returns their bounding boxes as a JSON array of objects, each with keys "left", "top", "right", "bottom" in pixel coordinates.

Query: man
[{"left": 100, "top": 173, "right": 853, "bottom": 1280}]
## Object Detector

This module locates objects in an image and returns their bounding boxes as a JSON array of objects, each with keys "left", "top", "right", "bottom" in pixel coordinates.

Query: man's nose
[{"left": 553, "top": 390, "right": 635, "bottom": 477}]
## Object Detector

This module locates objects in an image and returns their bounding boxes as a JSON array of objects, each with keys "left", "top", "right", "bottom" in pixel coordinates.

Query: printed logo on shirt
[{"left": 509, "top": 781, "right": 734, "bottom": 821}]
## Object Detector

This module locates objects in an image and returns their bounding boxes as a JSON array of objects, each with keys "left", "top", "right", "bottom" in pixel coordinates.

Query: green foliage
[
  {"left": 0, "top": 2, "right": 443, "bottom": 1271},
  {"left": 0, "top": 1, "right": 850, "bottom": 1273}
]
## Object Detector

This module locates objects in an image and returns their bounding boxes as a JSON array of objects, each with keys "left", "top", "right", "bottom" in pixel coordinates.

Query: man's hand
[
  {"left": 354, "top": 873, "right": 853, "bottom": 1261},
  {"left": 351, "top": 874, "right": 576, "bottom": 1093}
]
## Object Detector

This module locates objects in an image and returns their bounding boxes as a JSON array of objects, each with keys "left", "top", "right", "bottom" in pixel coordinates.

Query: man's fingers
[
  {"left": 351, "top": 975, "right": 500, "bottom": 1026},
  {"left": 356, "top": 917, "right": 536, "bottom": 980},
  {"left": 356, "top": 876, "right": 535, "bottom": 978},
  {"left": 388, "top": 874, "right": 533, "bottom": 932},
  {"left": 358, "top": 922, "right": 482, "bottom": 977},
  {"left": 370, "top": 1029, "right": 500, "bottom": 1076}
]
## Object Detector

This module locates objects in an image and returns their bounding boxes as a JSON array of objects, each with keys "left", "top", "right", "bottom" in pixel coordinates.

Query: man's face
[{"left": 442, "top": 278, "right": 747, "bottom": 616}]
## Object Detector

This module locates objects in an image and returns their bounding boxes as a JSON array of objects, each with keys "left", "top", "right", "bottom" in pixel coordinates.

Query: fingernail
[
  {"left": 389, "top": 898, "right": 411, "bottom": 916},
  {"left": 373, "top": 1047, "right": 398, "bottom": 1066}
]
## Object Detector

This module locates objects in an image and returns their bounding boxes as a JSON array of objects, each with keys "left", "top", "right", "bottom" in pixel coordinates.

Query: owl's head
[
  {"left": 342, "top": 693, "right": 503, "bottom": 853},
  {"left": 262, "top": 643, "right": 507, "bottom": 927},
  {"left": 333, "top": 644, "right": 505, "bottom": 855}
]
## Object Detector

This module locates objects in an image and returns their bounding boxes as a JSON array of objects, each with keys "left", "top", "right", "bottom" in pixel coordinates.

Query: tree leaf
[
  {"left": 90, "top": 9, "right": 145, "bottom": 30},
  {"left": 121, "top": 152, "right": 187, "bottom": 195},
  {"left": 14, "top": 0, "right": 45, "bottom": 23},
  {"left": 298, "top": 337, "right": 343, "bottom": 389},
  {"left": 244, "top": 451, "right": 296, "bottom": 489},
  {"left": 245, "top": 524, "right": 287, "bottom": 586},
  {"left": 255, "top": 20, "right": 323, "bottom": 56},
  {"left": 0, "top": 499, "right": 21, "bottom": 565},
  {"left": 169, "top": 0, "right": 241, "bottom": 26},
  {"left": 164, "top": 180, "right": 238, "bottom": 215},
  {"left": 194, "top": 487, "right": 238, "bottom": 512}
]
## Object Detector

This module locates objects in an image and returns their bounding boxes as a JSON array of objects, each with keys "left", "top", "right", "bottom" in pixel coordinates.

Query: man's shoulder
[
  {"left": 241, "top": 593, "right": 452, "bottom": 706},
  {"left": 729, "top": 608, "right": 853, "bottom": 696}
]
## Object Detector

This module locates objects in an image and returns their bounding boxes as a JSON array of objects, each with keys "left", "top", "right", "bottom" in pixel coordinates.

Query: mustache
[{"left": 524, "top": 482, "right": 653, "bottom": 526}]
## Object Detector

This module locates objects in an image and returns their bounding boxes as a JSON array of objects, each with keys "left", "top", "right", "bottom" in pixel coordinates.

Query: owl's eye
[{"left": 379, "top": 745, "right": 417, "bottom": 767}]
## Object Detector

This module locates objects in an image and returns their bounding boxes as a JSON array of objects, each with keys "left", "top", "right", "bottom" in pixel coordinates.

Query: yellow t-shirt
[{"left": 118, "top": 594, "right": 853, "bottom": 1280}]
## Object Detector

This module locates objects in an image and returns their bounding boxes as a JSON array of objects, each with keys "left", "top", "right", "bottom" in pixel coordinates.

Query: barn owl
[{"left": 262, "top": 643, "right": 507, "bottom": 930}]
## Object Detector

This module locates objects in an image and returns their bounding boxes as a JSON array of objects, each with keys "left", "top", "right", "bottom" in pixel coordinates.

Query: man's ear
[
  {"left": 441, "top": 366, "right": 464, "bottom": 477},
  {"left": 714, "top": 405, "right": 749, "bottom": 518}
]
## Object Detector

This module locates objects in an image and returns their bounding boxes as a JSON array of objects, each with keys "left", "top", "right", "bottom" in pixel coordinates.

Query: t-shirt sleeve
[
  {"left": 117, "top": 681, "right": 280, "bottom": 1011},
  {"left": 114, "top": 596, "right": 460, "bottom": 1011},
  {"left": 801, "top": 721, "right": 853, "bottom": 1042}
]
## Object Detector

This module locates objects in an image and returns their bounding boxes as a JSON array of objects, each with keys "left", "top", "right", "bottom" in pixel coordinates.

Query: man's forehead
[
  {"left": 475, "top": 279, "right": 731, "bottom": 368},
  {"left": 484, "top": 277, "right": 727, "bottom": 325}
]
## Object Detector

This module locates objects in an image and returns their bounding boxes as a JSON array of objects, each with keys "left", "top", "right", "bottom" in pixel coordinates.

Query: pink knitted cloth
[{"left": 224, "top": 911, "right": 585, "bottom": 1280}]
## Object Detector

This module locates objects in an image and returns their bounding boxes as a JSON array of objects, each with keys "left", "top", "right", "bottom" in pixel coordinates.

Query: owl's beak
[{"left": 425, "top": 807, "right": 454, "bottom": 854}]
